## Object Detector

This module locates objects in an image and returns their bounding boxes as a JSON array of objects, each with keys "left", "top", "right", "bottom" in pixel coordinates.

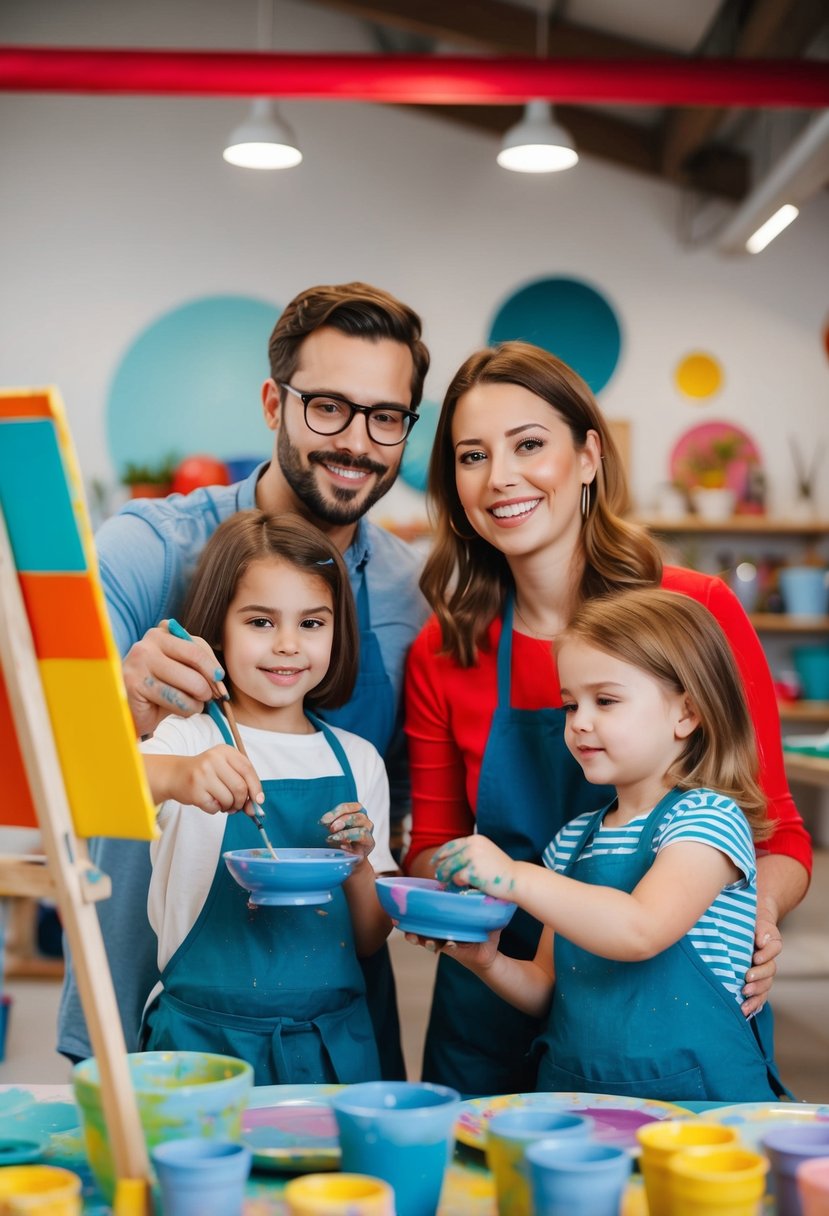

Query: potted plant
[
  {"left": 120, "top": 455, "right": 178, "bottom": 499},
  {"left": 680, "top": 432, "right": 754, "bottom": 520}
]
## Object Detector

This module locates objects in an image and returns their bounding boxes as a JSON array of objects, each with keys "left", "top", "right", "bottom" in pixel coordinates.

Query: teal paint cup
[
  {"left": 330, "top": 1081, "right": 461, "bottom": 1216},
  {"left": 486, "top": 1108, "right": 594, "bottom": 1216},
  {"left": 793, "top": 646, "right": 829, "bottom": 701},
  {"left": 779, "top": 567, "right": 829, "bottom": 617},
  {"left": 526, "top": 1138, "right": 632, "bottom": 1216},
  {"left": 151, "top": 1138, "right": 251, "bottom": 1216}
]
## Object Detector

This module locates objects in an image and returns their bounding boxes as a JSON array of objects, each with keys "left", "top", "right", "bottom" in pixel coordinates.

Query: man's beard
[{"left": 277, "top": 424, "right": 400, "bottom": 526}]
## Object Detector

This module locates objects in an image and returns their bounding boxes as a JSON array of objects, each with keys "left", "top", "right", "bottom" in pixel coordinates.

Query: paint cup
[
  {"left": 779, "top": 567, "right": 829, "bottom": 617},
  {"left": 637, "top": 1120, "right": 741, "bottom": 1216},
  {"left": 486, "top": 1108, "right": 594, "bottom": 1216},
  {"left": 283, "top": 1173, "right": 395, "bottom": 1216},
  {"left": 150, "top": 1137, "right": 251, "bottom": 1216},
  {"left": 762, "top": 1125, "right": 829, "bottom": 1216},
  {"left": 525, "top": 1138, "right": 632, "bottom": 1216},
  {"left": 330, "top": 1081, "right": 461, "bottom": 1216},
  {"left": 667, "top": 1146, "right": 768, "bottom": 1216},
  {"left": 0, "top": 1164, "right": 82, "bottom": 1215},
  {"left": 797, "top": 1158, "right": 829, "bottom": 1216},
  {"left": 792, "top": 646, "right": 829, "bottom": 701}
]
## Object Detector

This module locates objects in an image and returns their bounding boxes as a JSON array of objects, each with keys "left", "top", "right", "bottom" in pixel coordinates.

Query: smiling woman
[{"left": 402, "top": 340, "right": 812, "bottom": 1102}]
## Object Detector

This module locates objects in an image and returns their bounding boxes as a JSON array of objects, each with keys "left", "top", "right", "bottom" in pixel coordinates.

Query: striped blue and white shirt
[{"left": 542, "top": 789, "right": 758, "bottom": 1004}]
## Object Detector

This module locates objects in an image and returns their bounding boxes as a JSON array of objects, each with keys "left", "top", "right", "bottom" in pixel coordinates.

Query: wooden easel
[{"left": 0, "top": 388, "right": 159, "bottom": 1215}]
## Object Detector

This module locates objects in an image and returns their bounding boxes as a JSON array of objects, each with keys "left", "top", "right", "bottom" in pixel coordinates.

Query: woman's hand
[
  {"left": 741, "top": 910, "right": 783, "bottom": 1017},
  {"left": 432, "top": 835, "right": 517, "bottom": 898},
  {"left": 401, "top": 926, "right": 502, "bottom": 972},
  {"left": 147, "top": 745, "right": 264, "bottom": 815},
  {"left": 321, "top": 802, "right": 376, "bottom": 863}
]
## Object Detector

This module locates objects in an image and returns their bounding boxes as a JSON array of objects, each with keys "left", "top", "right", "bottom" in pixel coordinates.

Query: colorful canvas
[{"left": 0, "top": 387, "right": 157, "bottom": 841}]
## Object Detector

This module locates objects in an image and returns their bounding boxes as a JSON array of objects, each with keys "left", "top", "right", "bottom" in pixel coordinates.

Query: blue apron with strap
[
  {"left": 535, "top": 789, "right": 788, "bottom": 1103},
  {"left": 313, "top": 572, "right": 406, "bottom": 1080},
  {"left": 142, "top": 713, "right": 381, "bottom": 1087},
  {"left": 422, "top": 593, "right": 612, "bottom": 1099}
]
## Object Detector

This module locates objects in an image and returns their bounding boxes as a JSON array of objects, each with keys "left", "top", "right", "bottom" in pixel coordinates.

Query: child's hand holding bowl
[{"left": 433, "top": 835, "right": 518, "bottom": 898}]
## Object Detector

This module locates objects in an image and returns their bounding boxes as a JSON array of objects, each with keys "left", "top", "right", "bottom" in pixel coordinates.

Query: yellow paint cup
[
  {"left": 283, "top": 1173, "right": 395, "bottom": 1216},
  {"left": 667, "top": 1146, "right": 768, "bottom": 1216},
  {"left": 0, "top": 1165, "right": 82, "bottom": 1216},
  {"left": 636, "top": 1121, "right": 741, "bottom": 1216}
]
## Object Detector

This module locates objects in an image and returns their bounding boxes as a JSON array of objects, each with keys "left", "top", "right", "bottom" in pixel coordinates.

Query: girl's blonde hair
[
  {"left": 181, "top": 510, "right": 358, "bottom": 711},
  {"left": 558, "top": 588, "right": 770, "bottom": 839},
  {"left": 420, "top": 341, "right": 663, "bottom": 666}
]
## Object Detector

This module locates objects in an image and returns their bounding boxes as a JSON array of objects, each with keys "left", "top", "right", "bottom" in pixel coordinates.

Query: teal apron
[
  {"left": 535, "top": 789, "right": 787, "bottom": 1103},
  {"left": 318, "top": 570, "right": 407, "bottom": 1081},
  {"left": 142, "top": 713, "right": 381, "bottom": 1086},
  {"left": 421, "top": 593, "right": 612, "bottom": 1099}
]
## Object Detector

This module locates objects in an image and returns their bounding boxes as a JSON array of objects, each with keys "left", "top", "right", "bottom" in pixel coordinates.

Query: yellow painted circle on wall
[{"left": 675, "top": 352, "right": 723, "bottom": 400}]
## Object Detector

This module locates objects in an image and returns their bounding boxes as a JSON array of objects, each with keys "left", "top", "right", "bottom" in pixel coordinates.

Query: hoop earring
[
  {"left": 449, "top": 515, "right": 477, "bottom": 541},
  {"left": 580, "top": 482, "right": 591, "bottom": 519}
]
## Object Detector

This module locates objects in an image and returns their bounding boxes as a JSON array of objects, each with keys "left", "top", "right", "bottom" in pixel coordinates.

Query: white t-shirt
[{"left": 141, "top": 713, "right": 393, "bottom": 971}]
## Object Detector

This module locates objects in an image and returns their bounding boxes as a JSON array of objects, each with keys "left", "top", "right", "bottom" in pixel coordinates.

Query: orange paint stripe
[
  {"left": 19, "top": 572, "right": 109, "bottom": 659},
  {"left": 0, "top": 394, "right": 52, "bottom": 420}
]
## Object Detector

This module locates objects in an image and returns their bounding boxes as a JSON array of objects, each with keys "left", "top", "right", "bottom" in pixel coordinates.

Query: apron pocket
[{"left": 537, "top": 1058, "right": 708, "bottom": 1103}]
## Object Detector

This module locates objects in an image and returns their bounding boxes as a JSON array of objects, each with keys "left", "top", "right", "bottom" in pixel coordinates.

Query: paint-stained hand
[
  {"left": 123, "top": 620, "right": 224, "bottom": 738},
  {"left": 172, "top": 745, "right": 264, "bottom": 816},
  {"left": 432, "top": 835, "right": 517, "bottom": 898},
  {"left": 321, "top": 802, "right": 375, "bottom": 862}
]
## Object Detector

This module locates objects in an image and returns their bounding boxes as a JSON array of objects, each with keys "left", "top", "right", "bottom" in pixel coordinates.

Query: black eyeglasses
[{"left": 280, "top": 383, "right": 419, "bottom": 447}]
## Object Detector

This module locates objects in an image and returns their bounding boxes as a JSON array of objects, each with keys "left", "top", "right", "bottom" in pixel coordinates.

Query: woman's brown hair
[
  {"left": 420, "top": 341, "right": 663, "bottom": 666},
  {"left": 558, "top": 588, "right": 770, "bottom": 838},
  {"left": 181, "top": 511, "right": 359, "bottom": 711}
]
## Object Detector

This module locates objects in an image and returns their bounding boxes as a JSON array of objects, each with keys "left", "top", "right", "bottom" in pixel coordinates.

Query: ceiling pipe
[{"left": 1, "top": 47, "right": 827, "bottom": 107}]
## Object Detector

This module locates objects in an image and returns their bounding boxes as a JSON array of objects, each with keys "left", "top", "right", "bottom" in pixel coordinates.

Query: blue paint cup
[
  {"left": 150, "top": 1138, "right": 251, "bottom": 1216},
  {"left": 526, "top": 1138, "right": 632, "bottom": 1216},
  {"left": 762, "top": 1124, "right": 829, "bottom": 1216},
  {"left": 330, "top": 1081, "right": 461, "bottom": 1216},
  {"left": 779, "top": 567, "right": 829, "bottom": 617},
  {"left": 486, "top": 1108, "right": 594, "bottom": 1216}
]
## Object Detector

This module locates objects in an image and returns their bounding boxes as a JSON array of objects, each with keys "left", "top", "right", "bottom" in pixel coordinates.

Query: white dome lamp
[
  {"left": 498, "top": 2, "right": 578, "bottom": 175},
  {"left": 222, "top": 0, "right": 302, "bottom": 170},
  {"left": 497, "top": 100, "right": 578, "bottom": 173},
  {"left": 223, "top": 98, "right": 302, "bottom": 169}
]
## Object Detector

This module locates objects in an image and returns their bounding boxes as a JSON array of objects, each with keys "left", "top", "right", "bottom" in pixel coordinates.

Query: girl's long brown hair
[
  {"left": 420, "top": 342, "right": 663, "bottom": 666},
  {"left": 558, "top": 588, "right": 770, "bottom": 838}
]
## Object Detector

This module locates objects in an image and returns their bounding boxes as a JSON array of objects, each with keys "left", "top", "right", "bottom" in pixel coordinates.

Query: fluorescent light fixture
[
  {"left": 497, "top": 101, "right": 578, "bottom": 173},
  {"left": 745, "top": 203, "right": 799, "bottom": 253},
  {"left": 223, "top": 98, "right": 302, "bottom": 169}
]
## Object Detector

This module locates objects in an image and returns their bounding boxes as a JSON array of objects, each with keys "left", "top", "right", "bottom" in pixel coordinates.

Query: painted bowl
[
  {"left": 376, "top": 877, "right": 517, "bottom": 943},
  {"left": 72, "top": 1050, "right": 253, "bottom": 1203},
  {"left": 224, "top": 847, "right": 359, "bottom": 906}
]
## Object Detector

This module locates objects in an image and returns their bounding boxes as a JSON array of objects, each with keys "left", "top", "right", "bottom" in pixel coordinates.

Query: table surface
[{"left": 0, "top": 1085, "right": 803, "bottom": 1214}]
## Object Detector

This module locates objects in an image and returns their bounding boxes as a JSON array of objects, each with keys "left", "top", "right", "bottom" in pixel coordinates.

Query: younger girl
[
  {"left": 140, "top": 510, "right": 392, "bottom": 1085},
  {"left": 425, "top": 588, "right": 788, "bottom": 1102}
]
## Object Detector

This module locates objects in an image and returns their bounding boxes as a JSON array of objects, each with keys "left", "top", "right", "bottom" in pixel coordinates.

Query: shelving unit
[{"left": 637, "top": 515, "right": 829, "bottom": 726}]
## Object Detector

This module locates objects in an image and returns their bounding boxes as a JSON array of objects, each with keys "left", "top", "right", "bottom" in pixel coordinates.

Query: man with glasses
[{"left": 57, "top": 282, "right": 431, "bottom": 1079}]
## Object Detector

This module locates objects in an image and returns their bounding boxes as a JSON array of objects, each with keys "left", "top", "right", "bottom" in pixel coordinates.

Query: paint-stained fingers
[{"left": 124, "top": 624, "right": 220, "bottom": 735}]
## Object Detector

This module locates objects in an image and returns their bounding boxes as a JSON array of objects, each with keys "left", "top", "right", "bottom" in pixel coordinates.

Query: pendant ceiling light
[
  {"left": 498, "top": 3, "right": 578, "bottom": 174},
  {"left": 222, "top": 0, "right": 301, "bottom": 170}
]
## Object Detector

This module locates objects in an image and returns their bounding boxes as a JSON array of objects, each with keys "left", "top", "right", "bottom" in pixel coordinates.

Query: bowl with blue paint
[
  {"left": 376, "top": 877, "right": 516, "bottom": 943},
  {"left": 224, "top": 847, "right": 359, "bottom": 906},
  {"left": 72, "top": 1050, "right": 253, "bottom": 1204}
]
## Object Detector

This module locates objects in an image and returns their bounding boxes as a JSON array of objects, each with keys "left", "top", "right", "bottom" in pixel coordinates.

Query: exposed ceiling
[{"left": 309, "top": 0, "right": 829, "bottom": 202}]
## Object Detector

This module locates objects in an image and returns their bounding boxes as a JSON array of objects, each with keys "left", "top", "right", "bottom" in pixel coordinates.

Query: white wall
[{"left": 2, "top": 0, "right": 828, "bottom": 519}]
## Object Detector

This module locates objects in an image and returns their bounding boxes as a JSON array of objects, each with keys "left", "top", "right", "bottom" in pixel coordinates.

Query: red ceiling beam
[{"left": 1, "top": 48, "right": 827, "bottom": 107}]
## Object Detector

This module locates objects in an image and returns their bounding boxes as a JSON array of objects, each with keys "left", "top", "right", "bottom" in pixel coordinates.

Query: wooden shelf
[
  {"left": 750, "top": 613, "right": 829, "bottom": 633},
  {"left": 635, "top": 517, "right": 829, "bottom": 535},
  {"left": 778, "top": 701, "right": 829, "bottom": 723}
]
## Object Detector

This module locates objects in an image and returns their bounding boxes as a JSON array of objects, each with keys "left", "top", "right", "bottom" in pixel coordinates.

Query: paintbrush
[{"left": 167, "top": 618, "right": 279, "bottom": 860}]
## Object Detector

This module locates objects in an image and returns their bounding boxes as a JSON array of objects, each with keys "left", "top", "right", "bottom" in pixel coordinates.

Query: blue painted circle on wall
[
  {"left": 106, "top": 295, "right": 279, "bottom": 477},
  {"left": 488, "top": 277, "right": 622, "bottom": 394},
  {"left": 401, "top": 399, "right": 440, "bottom": 494}
]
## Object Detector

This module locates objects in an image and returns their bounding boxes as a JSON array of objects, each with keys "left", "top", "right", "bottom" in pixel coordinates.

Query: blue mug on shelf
[
  {"left": 792, "top": 646, "right": 829, "bottom": 702},
  {"left": 779, "top": 566, "right": 829, "bottom": 617}
]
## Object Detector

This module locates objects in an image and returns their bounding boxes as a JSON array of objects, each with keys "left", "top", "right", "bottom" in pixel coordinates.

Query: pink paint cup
[{"left": 797, "top": 1158, "right": 829, "bottom": 1216}]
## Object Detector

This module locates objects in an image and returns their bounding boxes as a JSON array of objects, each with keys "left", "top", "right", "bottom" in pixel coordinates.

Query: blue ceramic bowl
[
  {"left": 223, "top": 847, "right": 358, "bottom": 906},
  {"left": 376, "top": 877, "right": 517, "bottom": 942}
]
